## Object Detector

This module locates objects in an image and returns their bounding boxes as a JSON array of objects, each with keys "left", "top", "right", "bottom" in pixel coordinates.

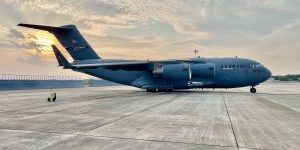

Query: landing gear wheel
[
  {"left": 160, "top": 89, "right": 173, "bottom": 92},
  {"left": 166, "top": 89, "right": 173, "bottom": 92},
  {"left": 146, "top": 89, "right": 155, "bottom": 92},
  {"left": 250, "top": 87, "right": 256, "bottom": 93}
]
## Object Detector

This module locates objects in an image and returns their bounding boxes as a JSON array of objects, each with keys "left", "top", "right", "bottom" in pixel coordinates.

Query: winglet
[{"left": 52, "top": 45, "right": 72, "bottom": 69}]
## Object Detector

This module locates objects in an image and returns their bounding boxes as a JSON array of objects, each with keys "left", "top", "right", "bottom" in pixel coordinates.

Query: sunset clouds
[{"left": 0, "top": 0, "right": 299, "bottom": 76}]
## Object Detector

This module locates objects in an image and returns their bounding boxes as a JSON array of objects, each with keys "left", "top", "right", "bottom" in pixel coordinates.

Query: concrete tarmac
[{"left": 0, "top": 82, "right": 299, "bottom": 150}]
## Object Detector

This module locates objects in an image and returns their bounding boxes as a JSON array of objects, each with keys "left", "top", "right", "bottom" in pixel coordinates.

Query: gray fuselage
[{"left": 75, "top": 57, "right": 271, "bottom": 90}]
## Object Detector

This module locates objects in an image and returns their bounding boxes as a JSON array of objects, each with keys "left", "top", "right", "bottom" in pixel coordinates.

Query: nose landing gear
[{"left": 250, "top": 87, "right": 256, "bottom": 93}]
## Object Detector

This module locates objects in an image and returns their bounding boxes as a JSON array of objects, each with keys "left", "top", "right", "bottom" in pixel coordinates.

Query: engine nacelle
[
  {"left": 191, "top": 63, "right": 215, "bottom": 78},
  {"left": 161, "top": 64, "right": 191, "bottom": 81}
]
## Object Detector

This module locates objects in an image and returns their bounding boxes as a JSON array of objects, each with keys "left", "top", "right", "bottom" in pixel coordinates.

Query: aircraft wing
[
  {"left": 71, "top": 60, "right": 201, "bottom": 70},
  {"left": 51, "top": 44, "right": 200, "bottom": 70},
  {"left": 72, "top": 60, "right": 194, "bottom": 70},
  {"left": 51, "top": 45, "right": 150, "bottom": 70},
  {"left": 71, "top": 61, "right": 150, "bottom": 69}
]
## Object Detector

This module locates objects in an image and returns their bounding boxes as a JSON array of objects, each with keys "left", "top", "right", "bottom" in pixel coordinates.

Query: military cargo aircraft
[{"left": 18, "top": 23, "right": 271, "bottom": 93}]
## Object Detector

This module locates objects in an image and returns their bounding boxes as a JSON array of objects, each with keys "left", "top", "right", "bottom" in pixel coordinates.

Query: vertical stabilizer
[
  {"left": 52, "top": 45, "right": 72, "bottom": 69},
  {"left": 18, "top": 23, "right": 100, "bottom": 60}
]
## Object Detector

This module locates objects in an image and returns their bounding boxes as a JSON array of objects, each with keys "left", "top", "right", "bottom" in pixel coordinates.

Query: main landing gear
[
  {"left": 146, "top": 89, "right": 173, "bottom": 92},
  {"left": 250, "top": 87, "right": 256, "bottom": 94}
]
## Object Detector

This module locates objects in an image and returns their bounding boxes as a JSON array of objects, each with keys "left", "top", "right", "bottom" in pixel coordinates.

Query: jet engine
[
  {"left": 158, "top": 64, "right": 191, "bottom": 81},
  {"left": 191, "top": 63, "right": 215, "bottom": 78}
]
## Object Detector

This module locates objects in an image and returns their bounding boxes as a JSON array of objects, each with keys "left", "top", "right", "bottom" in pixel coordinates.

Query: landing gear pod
[{"left": 48, "top": 92, "right": 57, "bottom": 102}]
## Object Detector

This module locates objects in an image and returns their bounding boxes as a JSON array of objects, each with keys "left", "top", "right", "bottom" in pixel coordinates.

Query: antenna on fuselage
[{"left": 194, "top": 49, "right": 199, "bottom": 58}]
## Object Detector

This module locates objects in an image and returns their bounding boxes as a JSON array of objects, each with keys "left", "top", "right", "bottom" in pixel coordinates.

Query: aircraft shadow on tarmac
[{"left": 133, "top": 90, "right": 251, "bottom": 94}]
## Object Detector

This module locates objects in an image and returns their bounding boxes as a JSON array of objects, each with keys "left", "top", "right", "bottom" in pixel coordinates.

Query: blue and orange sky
[{"left": 0, "top": 0, "right": 299, "bottom": 78}]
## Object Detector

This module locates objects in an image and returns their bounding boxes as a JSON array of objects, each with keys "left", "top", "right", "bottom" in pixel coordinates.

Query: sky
[{"left": 0, "top": 0, "right": 299, "bottom": 78}]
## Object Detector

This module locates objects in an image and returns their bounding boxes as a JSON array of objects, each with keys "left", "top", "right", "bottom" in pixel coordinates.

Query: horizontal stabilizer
[{"left": 18, "top": 23, "right": 71, "bottom": 33}]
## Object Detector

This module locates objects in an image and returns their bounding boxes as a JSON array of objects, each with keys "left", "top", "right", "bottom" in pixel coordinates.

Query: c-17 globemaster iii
[{"left": 18, "top": 23, "right": 271, "bottom": 93}]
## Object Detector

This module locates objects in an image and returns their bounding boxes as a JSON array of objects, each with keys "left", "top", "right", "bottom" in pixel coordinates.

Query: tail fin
[
  {"left": 52, "top": 45, "right": 72, "bottom": 69},
  {"left": 18, "top": 23, "right": 100, "bottom": 60}
]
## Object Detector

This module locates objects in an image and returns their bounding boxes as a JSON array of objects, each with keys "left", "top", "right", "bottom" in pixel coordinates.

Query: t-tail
[{"left": 18, "top": 23, "right": 100, "bottom": 60}]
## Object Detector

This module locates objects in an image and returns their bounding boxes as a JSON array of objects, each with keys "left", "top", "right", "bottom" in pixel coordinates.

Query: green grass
[{"left": 272, "top": 74, "right": 300, "bottom": 81}]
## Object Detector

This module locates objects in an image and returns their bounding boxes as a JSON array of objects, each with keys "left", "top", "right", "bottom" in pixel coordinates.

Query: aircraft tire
[
  {"left": 146, "top": 89, "right": 155, "bottom": 92},
  {"left": 250, "top": 87, "right": 256, "bottom": 93},
  {"left": 164, "top": 89, "right": 173, "bottom": 92}
]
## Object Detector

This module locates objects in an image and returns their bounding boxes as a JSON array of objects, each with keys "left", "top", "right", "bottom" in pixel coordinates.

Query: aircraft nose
[{"left": 265, "top": 68, "right": 272, "bottom": 80}]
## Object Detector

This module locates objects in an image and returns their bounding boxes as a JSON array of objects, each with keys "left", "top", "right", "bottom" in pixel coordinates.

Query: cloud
[
  {"left": 0, "top": 0, "right": 300, "bottom": 75},
  {"left": 0, "top": 26, "right": 55, "bottom": 64},
  {"left": 258, "top": 20, "right": 300, "bottom": 50},
  {"left": 8, "top": 29, "right": 25, "bottom": 39},
  {"left": 108, "top": 0, "right": 212, "bottom": 38},
  {"left": 3, "top": 0, "right": 138, "bottom": 35},
  {"left": 2, "top": 28, "right": 39, "bottom": 50},
  {"left": 0, "top": 25, "right": 10, "bottom": 34}
]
